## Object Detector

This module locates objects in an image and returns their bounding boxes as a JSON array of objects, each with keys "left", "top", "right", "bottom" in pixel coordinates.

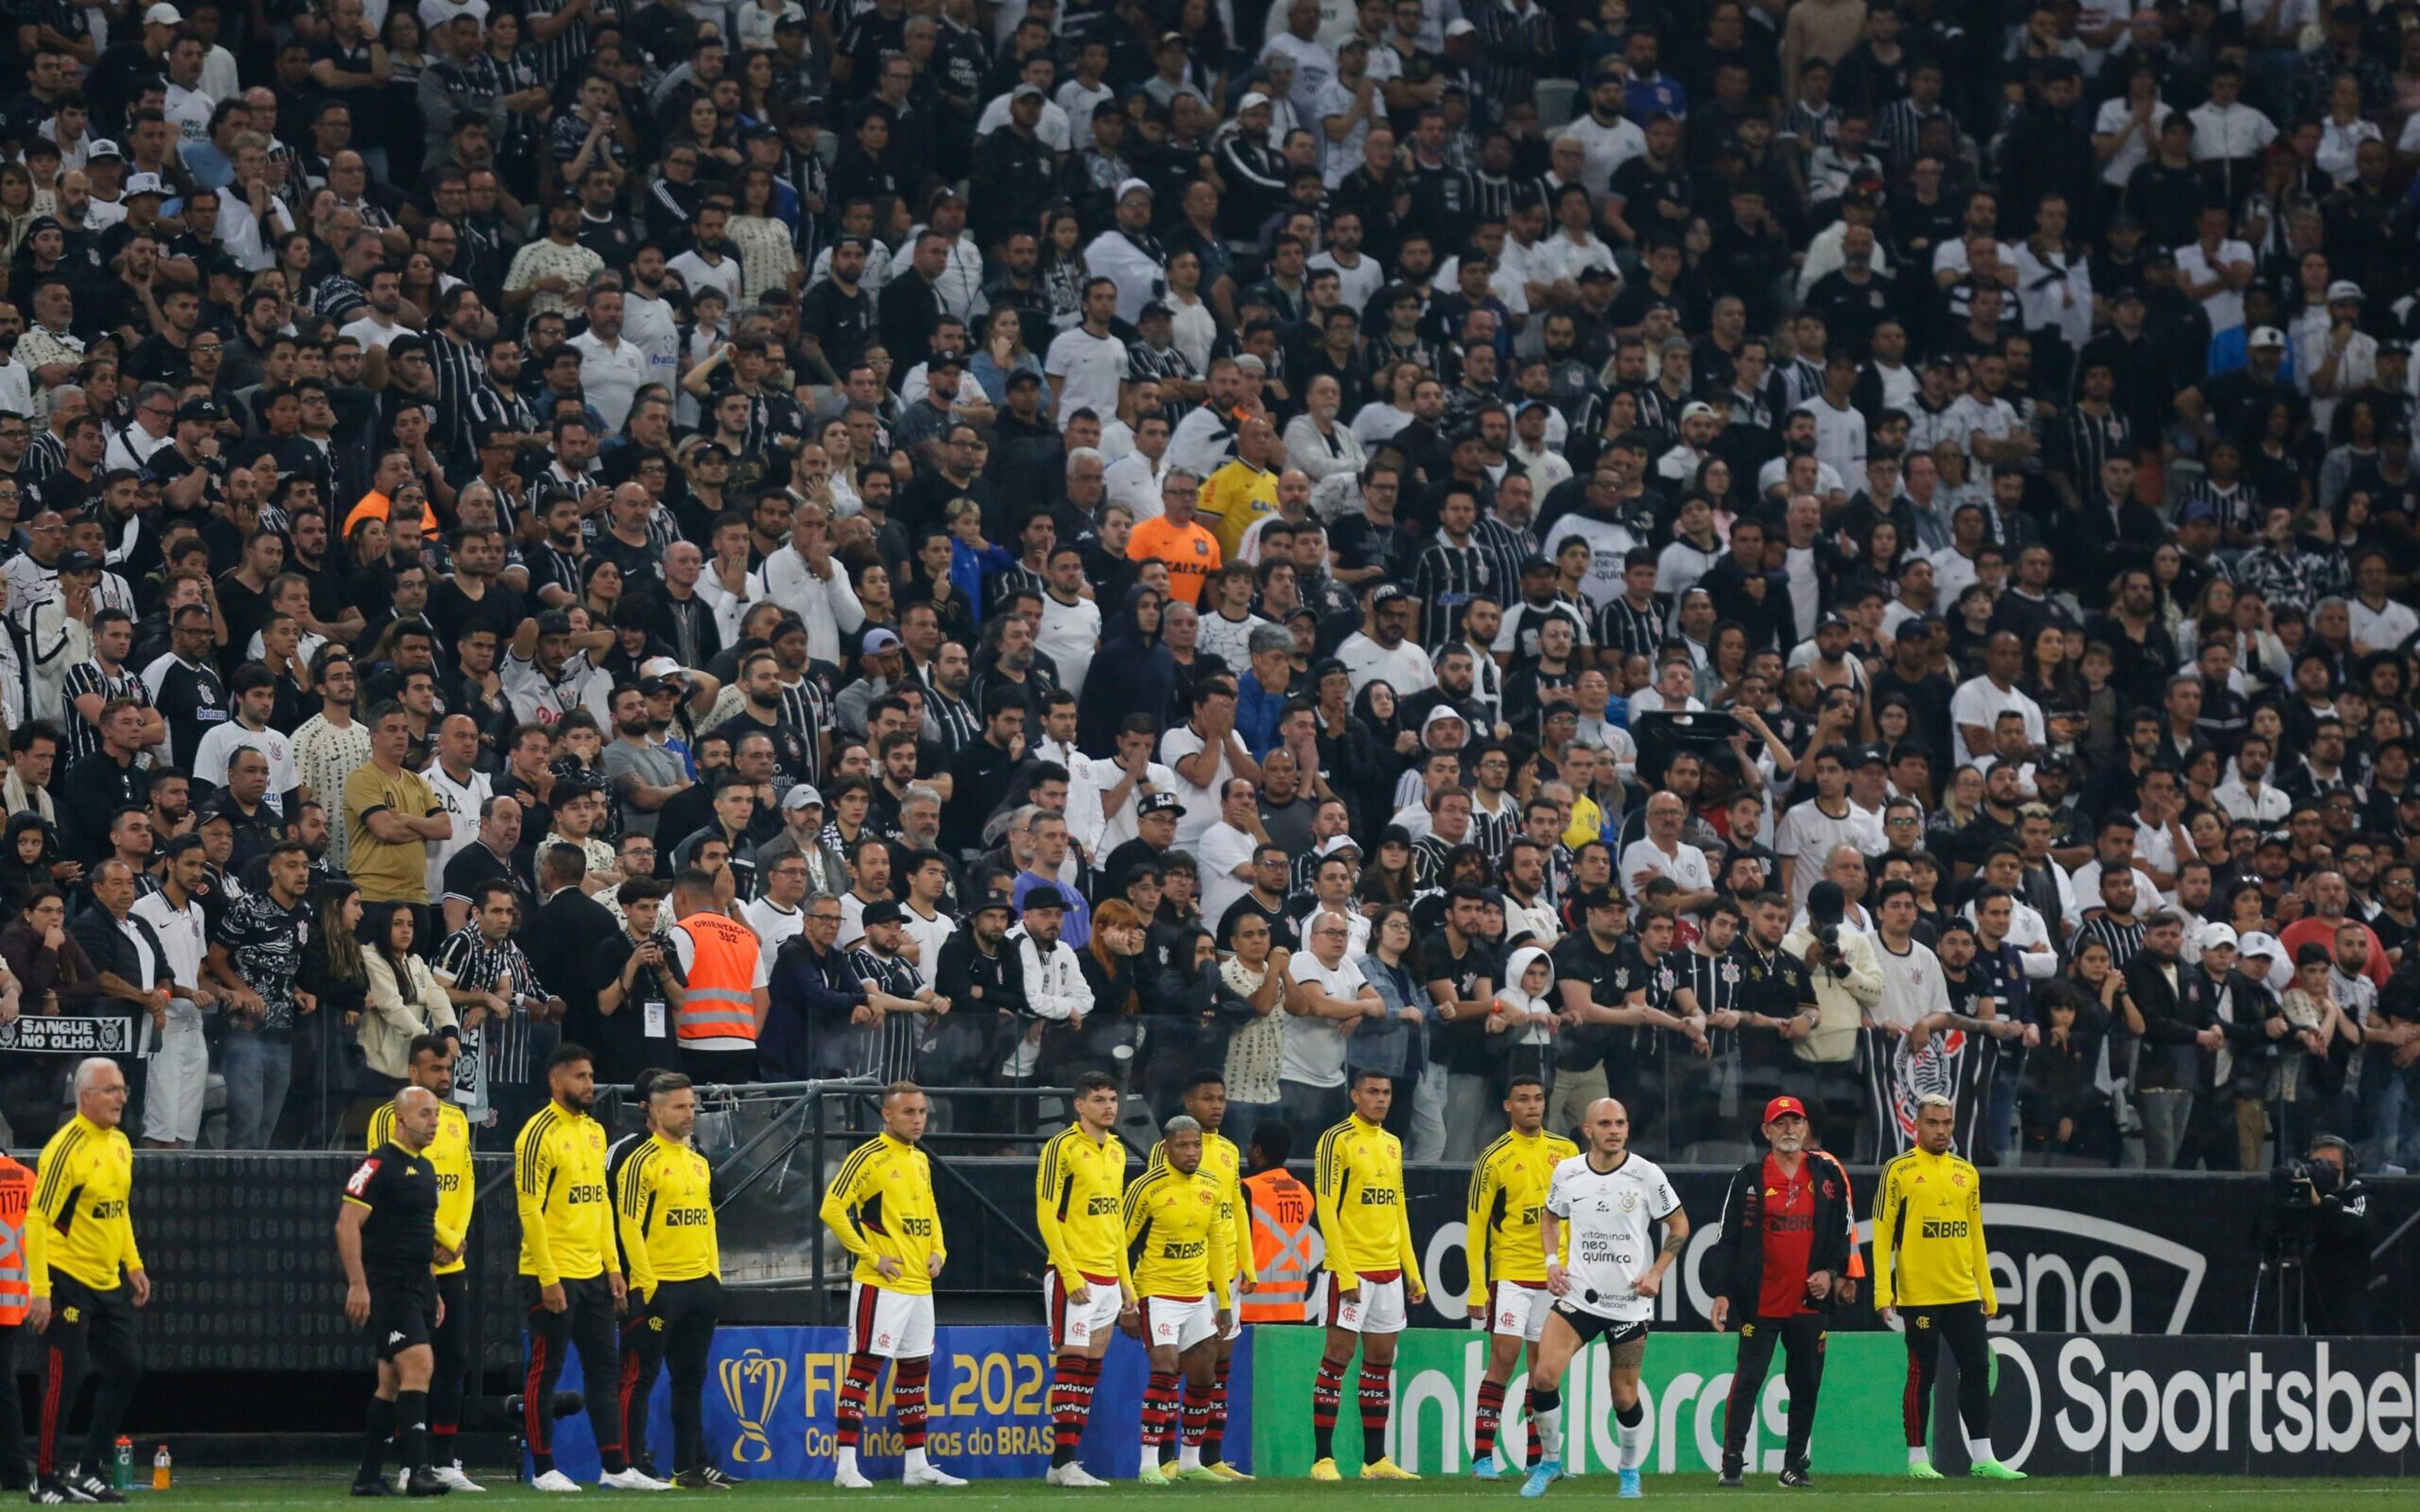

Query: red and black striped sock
[
  {"left": 834, "top": 1351, "right": 881, "bottom": 1449},
  {"left": 1359, "top": 1365, "right": 1392, "bottom": 1465},
  {"left": 1143, "top": 1370, "right": 1180, "bottom": 1450},
  {"left": 1202, "top": 1354, "right": 1232, "bottom": 1462},
  {"left": 1181, "top": 1379, "right": 1214, "bottom": 1448},
  {"left": 1473, "top": 1378, "right": 1507, "bottom": 1462},
  {"left": 1050, "top": 1353, "right": 1094, "bottom": 1467},
  {"left": 1311, "top": 1356, "right": 1347, "bottom": 1461},
  {"left": 896, "top": 1356, "right": 930, "bottom": 1450}
]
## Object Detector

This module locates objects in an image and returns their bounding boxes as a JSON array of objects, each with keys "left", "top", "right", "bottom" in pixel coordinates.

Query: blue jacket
[{"left": 761, "top": 936, "right": 865, "bottom": 1080}]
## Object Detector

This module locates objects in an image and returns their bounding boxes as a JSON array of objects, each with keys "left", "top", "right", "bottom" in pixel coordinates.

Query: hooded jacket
[{"left": 1076, "top": 584, "right": 1178, "bottom": 757}]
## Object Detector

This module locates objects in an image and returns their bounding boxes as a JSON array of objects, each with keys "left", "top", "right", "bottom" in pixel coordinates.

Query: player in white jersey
[{"left": 1519, "top": 1097, "right": 1688, "bottom": 1501}]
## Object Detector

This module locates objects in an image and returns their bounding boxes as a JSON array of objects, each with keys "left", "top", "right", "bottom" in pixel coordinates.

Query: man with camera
[
  {"left": 2284, "top": 1134, "right": 2373, "bottom": 1334},
  {"left": 1783, "top": 881, "right": 1882, "bottom": 1146}
]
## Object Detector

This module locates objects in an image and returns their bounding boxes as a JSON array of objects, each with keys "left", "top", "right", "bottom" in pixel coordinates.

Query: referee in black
[{"left": 336, "top": 1085, "right": 450, "bottom": 1498}]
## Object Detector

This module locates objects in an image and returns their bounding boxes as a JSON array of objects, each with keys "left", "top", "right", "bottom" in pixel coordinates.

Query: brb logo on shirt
[
  {"left": 1921, "top": 1218, "right": 1971, "bottom": 1239},
  {"left": 1086, "top": 1195, "right": 1119, "bottom": 1216}
]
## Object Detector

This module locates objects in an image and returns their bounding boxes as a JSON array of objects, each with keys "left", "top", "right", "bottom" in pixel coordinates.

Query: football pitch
[{"left": 134, "top": 1474, "right": 2419, "bottom": 1506}]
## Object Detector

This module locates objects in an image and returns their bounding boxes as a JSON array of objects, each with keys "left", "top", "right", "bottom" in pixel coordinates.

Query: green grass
[{"left": 134, "top": 1473, "right": 2420, "bottom": 1507}]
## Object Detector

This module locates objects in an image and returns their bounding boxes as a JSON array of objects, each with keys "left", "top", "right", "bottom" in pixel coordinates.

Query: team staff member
[
  {"left": 611, "top": 1072, "right": 734, "bottom": 1491},
  {"left": 1035, "top": 1071, "right": 1138, "bottom": 1488},
  {"left": 1709, "top": 1096, "right": 1857, "bottom": 1489},
  {"left": 1144, "top": 1071, "right": 1255, "bottom": 1482},
  {"left": 0, "top": 1114, "right": 41, "bottom": 1497},
  {"left": 1873, "top": 1094, "right": 2025, "bottom": 1482},
  {"left": 816, "top": 1081, "right": 965, "bottom": 1490},
  {"left": 1307, "top": 1068, "right": 1423, "bottom": 1483},
  {"left": 30, "top": 1058, "right": 149, "bottom": 1508},
  {"left": 1527, "top": 1097, "right": 1688, "bottom": 1501},
  {"left": 1123, "top": 1115, "right": 1235, "bottom": 1485},
  {"left": 514, "top": 1043, "right": 665, "bottom": 1493},
  {"left": 666, "top": 868, "right": 768, "bottom": 1084},
  {"left": 368, "top": 1037, "right": 483, "bottom": 1494},
  {"left": 1466, "top": 1075, "right": 1577, "bottom": 1480},
  {"left": 336, "top": 1085, "right": 449, "bottom": 1499}
]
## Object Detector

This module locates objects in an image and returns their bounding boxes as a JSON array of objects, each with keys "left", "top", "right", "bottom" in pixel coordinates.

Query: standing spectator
[
  {"left": 204, "top": 842, "right": 315, "bottom": 1147},
  {"left": 128, "top": 836, "right": 216, "bottom": 1149},
  {"left": 432, "top": 878, "right": 564, "bottom": 1139},
  {"left": 343, "top": 702, "right": 452, "bottom": 930}
]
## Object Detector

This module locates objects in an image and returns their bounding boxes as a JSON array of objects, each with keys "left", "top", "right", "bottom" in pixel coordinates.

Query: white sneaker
[
  {"left": 903, "top": 1464, "right": 969, "bottom": 1487},
  {"left": 599, "top": 1467, "right": 672, "bottom": 1492},
  {"left": 437, "top": 1465, "right": 487, "bottom": 1492},
  {"left": 1053, "top": 1465, "right": 1109, "bottom": 1488},
  {"left": 531, "top": 1469, "right": 585, "bottom": 1493},
  {"left": 834, "top": 1467, "right": 876, "bottom": 1490}
]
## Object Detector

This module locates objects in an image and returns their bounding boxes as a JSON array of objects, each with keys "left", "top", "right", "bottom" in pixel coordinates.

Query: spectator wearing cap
[
  {"left": 1000, "top": 884, "right": 1093, "bottom": 1085},
  {"left": 1083, "top": 180, "right": 1168, "bottom": 328},
  {"left": 930, "top": 894, "right": 1027, "bottom": 1091}
]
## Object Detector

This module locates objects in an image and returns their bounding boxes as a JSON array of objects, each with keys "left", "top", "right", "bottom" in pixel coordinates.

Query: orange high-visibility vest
[
  {"left": 1238, "top": 1168, "right": 1315, "bottom": 1324},
  {"left": 0, "top": 1154, "right": 31, "bottom": 1326},
  {"left": 676, "top": 912, "right": 760, "bottom": 1045}
]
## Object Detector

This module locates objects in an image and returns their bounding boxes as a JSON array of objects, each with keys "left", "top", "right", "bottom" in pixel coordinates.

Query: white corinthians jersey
[{"left": 1545, "top": 1152, "right": 1681, "bottom": 1322}]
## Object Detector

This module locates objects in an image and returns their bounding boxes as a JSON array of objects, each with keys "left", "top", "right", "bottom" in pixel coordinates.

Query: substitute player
[
  {"left": 1874, "top": 1093, "right": 2025, "bottom": 1481},
  {"left": 370, "top": 1036, "right": 481, "bottom": 1492},
  {"left": 1526, "top": 1097, "right": 1688, "bottom": 1501},
  {"left": 817, "top": 1080, "right": 965, "bottom": 1489},
  {"left": 1123, "top": 1115, "right": 1235, "bottom": 1484},
  {"left": 613, "top": 1072, "right": 734, "bottom": 1491},
  {"left": 1308, "top": 1068, "right": 1423, "bottom": 1482},
  {"left": 29, "top": 1058, "right": 149, "bottom": 1508},
  {"left": 1144, "top": 1072, "right": 1255, "bottom": 1481},
  {"left": 337, "top": 1085, "right": 449, "bottom": 1498},
  {"left": 1708, "top": 1096, "right": 1855, "bottom": 1488},
  {"left": 516, "top": 1043, "right": 664, "bottom": 1493},
  {"left": 1035, "top": 1071, "right": 1138, "bottom": 1489},
  {"left": 1466, "top": 1075, "right": 1577, "bottom": 1480}
]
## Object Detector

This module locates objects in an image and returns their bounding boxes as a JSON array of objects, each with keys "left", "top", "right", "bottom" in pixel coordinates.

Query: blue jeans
[
  {"left": 2361, "top": 1061, "right": 2419, "bottom": 1169},
  {"left": 221, "top": 1031, "right": 291, "bottom": 1149}
]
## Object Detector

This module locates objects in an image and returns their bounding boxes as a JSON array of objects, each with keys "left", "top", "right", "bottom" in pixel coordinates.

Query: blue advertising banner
[{"left": 537, "top": 1324, "right": 1257, "bottom": 1483}]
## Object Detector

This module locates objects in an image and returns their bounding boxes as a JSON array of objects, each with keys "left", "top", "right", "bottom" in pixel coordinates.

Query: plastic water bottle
[
  {"left": 112, "top": 1437, "right": 132, "bottom": 1491},
  {"left": 153, "top": 1446, "right": 172, "bottom": 1491}
]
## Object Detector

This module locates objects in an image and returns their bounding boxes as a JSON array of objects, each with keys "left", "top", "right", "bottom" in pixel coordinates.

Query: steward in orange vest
[
  {"left": 1238, "top": 1131, "right": 1315, "bottom": 1326},
  {"left": 0, "top": 1150, "right": 42, "bottom": 1489},
  {"left": 669, "top": 874, "right": 765, "bottom": 1085}
]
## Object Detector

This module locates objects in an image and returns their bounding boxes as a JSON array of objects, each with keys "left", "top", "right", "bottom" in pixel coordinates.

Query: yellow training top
[
  {"left": 30, "top": 1114, "right": 140, "bottom": 1296},
  {"left": 819, "top": 1132, "right": 945, "bottom": 1296},
  {"left": 1035, "top": 1123, "right": 1134, "bottom": 1292},
  {"left": 1147, "top": 1127, "right": 1253, "bottom": 1286},
  {"left": 1466, "top": 1127, "right": 1578, "bottom": 1309},
  {"left": 1122, "top": 1163, "right": 1235, "bottom": 1307},
  {"left": 369, "top": 1099, "right": 474, "bottom": 1277},
  {"left": 1313, "top": 1113, "right": 1422, "bottom": 1290},
  {"left": 514, "top": 1102, "right": 613, "bottom": 1286},
  {"left": 1872, "top": 1145, "right": 1995, "bottom": 1311},
  {"left": 616, "top": 1133, "right": 720, "bottom": 1297}
]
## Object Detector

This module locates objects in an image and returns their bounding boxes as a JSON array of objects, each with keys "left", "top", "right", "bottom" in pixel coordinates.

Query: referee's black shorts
[{"left": 367, "top": 1281, "right": 438, "bottom": 1361}]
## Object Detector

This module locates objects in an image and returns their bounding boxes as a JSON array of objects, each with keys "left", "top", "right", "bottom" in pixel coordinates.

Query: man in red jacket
[{"left": 1708, "top": 1096, "right": 1858, "bottom": 1489}]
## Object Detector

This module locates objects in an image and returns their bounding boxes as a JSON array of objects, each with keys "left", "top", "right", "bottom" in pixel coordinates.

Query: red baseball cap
[{"left": 1763, "top": 1096, "right": 1809, "bottom": 1125}]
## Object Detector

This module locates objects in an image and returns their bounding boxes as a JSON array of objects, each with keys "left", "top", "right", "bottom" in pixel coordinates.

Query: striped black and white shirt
[
  {"left": 1876, "top": 99, "right": 1951, "bottom": 175},
  {"left": 427, "top": 329, "right": 487, "bottom": 461},
  {"left": 59, "top": 658, "right": 146, "bottom": 764},
  {"left": 924, "top": 686, "right": 979, "bottom": 754},
  {"left": 25, "top": 431, "right": 63, "bottom": 483},
  {"left": 2054, "top": 403, "right": 2133, "bottom": 493},
  {"left": 1472, "top": 515, "right": 1534, "bottom": 615},
  {"left": 1596, "top": 595, "right": 1668, "bottom": 665},
  {"left": 1464, "top": 0, "right": 1558, "bottom": 112},
  {"left": 2076, "top": 914, "right": 2148, "bottom": 974},
  {"left": 431, "top": 925, "right": 552, "bottom": 1089},
  {"left": 519, "top": 0, "right": 592, "bottom": 84},
  {"left": 1412, "top": 534, "right": 1493, "bottom": 648}
]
